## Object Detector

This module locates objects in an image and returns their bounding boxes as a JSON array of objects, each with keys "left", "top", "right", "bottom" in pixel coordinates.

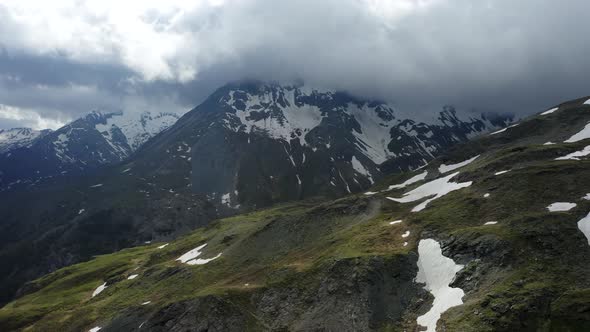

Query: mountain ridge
[{"left": 2, "top": 94, "right": 590, "bottom": 331}]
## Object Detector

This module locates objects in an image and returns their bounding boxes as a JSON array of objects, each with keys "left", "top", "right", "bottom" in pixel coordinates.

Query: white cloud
[
  {"left": 1, "top": 0, "right": 590, "bottom": 129},
  {"left": 0, "top": 104, "right": 66, "bottom": 130}
]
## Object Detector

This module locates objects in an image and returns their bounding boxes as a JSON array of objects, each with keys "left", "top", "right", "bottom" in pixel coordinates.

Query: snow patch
[
  {"left": 78, "top": 209, "right": 85, "bottom": 215},
  {"left": 583, "top": 194, "right": 590, "bottom": 201},
  {"left": 364, "top": 191, "right": 378, "bottom": 196},
  {"left": 540, "top": 107, "right": 558, "bottom": 115},
  {"left": 386, "top": 171, "right": 428, "bottom": 191},
  {"left": 386, "top": 172, "right": 472, "bottom": 212},
  {"left": 577, "top": 212, "right": 590, "bottom": 245},
  {"left": 494, "top": 170, "right": 510, "bottom": 175},
  {"left": 555, "top": 145, "right": 590, "bottom": 160},
  {"left": 127, "top": 274, "right": 139, "bottom": 280},
  {"left": 90, "top": 183, "right": 103, "bottom": 188},
  {"left": 389, "top": 220, "right": 403, "bottom": 225},
  {"left": 415, "top": 239, "right": 465, "bottom": 332},
  {"left": 92, "top": 282, "right": 107, "bottom": 297},
  {"left": 88, "top": 327, "right": 102, "bottom": 332},
  {"left": 483, "top": 193, "right": 490, "bottom": 198},
  {"left": 177, "top": 244, "right": 222, "bottom": 265},
  {"left": 490, "top": 124, "right": 518, "bottom": 135},
  {"left": 157, "top": 243, "right": 169, "bottom": 249},
  {"left": 438, "top": 155, "right": 479, "bottom": 174},
  {"left": 484, "top": 221, "right": 498, "bottom": 225},
  {"left": 351, "top": 156, "right": 374, "bottom": 184},
  {"left": 565, "top": 123, "right": 590, "bottom": 143},
  {"left": 543, "top": 142, "right": 555, "bottom": 145},
  {"left": 401, "top": 230, "right": 410, "bottom": 238},
  {"left": 547, "top": 202, "right": 577, "bottom": 212}
]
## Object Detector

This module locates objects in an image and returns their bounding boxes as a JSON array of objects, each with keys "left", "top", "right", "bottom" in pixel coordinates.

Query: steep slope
[
  {"left": 128, "top": 81, "right": 512, "bottom": 209},
  {"left": 0, "top": 128, "right": 51, "bottom": 153},
  {"left": 0, "top": 111, "right": 179, "bottom": 191},
  {"left": 0, "top": 81, "right": 510, "bottom": 306},
  {"left": 3, "top": 96, "right": 590, "bottom": 331}
]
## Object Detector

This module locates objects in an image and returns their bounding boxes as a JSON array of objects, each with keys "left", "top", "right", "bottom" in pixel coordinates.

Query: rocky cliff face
[{"left": 132, "top": 81, "right": 512, "bottom": 209}]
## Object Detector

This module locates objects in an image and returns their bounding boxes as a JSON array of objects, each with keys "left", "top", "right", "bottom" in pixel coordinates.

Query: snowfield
[
  {"left": 438, "top": 155, "right": 479, "bottom": 174},
  {"left": 386, "top": 172, "right": 472, "bottom": 212},
  {"left": 547, "top": 202, "right": 577, "bottom": 212},
  {"left": 386, "top": 171, "right": 428, "bottom": 191},
  {"left": 416, "top": 239, "right": 465, "bottom": 332}
]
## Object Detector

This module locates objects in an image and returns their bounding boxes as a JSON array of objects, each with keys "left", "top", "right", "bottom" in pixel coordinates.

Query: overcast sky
[{"left": 0, "top": 0, "right": 589, "bottom": 130}]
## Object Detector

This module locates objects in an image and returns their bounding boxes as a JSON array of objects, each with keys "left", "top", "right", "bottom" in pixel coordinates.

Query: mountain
[
  {"left": 0, "top": 82, "right": 514, "bottom": 307},
  {"left": 0, "top": 127, "right": 51, "bottom": 153},
  {"left": 0, "top": 111, "right": 180, "bottom": 191},
  {"left": 2, "top": 96, "right": 590, "bottom": 331},
  {"left": 128, "top": 81, "right": 512, "bottom": 209}
]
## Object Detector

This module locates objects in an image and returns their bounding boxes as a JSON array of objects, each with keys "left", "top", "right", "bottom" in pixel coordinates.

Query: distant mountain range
[
  {"left": 0, "top": 111, "right": 180, "bottom": 191},
  {"left": 0, "top": 128, "right": 52, "bottom": 153}
]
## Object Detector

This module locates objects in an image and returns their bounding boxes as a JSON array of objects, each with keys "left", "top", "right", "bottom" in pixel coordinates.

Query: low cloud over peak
[{"left": 0, "top": 0, "right": 589, "bottom": 129}]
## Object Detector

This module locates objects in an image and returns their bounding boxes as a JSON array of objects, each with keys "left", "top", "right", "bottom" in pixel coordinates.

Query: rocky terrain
[{"left": 2, "top": 95, "right": 590, "bottom": 331}]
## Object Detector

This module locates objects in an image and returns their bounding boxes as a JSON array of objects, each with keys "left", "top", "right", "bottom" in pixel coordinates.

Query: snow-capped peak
[
  {"left": 0, "top": 128, "right": 51, "bottom": 153},
  {"left": 95, "top": 111, "right": 180, "bottom": 152}
]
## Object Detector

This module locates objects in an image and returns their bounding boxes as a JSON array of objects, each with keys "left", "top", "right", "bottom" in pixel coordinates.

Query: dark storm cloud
[{"left": 1, "top": 0, "right": 590, "bottom": 129}]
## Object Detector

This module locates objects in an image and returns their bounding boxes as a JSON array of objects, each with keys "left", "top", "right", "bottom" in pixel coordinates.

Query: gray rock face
[
  {"left": 157, "top": 81, "right": 513, "bottom": 208},
  {"left": 102, "top": 255, "right": 424, "bottom": 332}
]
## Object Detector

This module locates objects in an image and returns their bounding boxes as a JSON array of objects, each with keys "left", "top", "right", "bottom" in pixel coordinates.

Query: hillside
[
  {"left": 2, "top": 97, "right": 590, "bottom": 331},
  {"left": 0, "top": 82, "right": 512, "bottom": 306}
]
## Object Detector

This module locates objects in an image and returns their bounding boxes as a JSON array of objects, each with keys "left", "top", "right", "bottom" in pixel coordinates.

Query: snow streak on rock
[
  {"left": 386, "top": 171, "right": 428, "bottom": 191},
  {"left": 577, "top": 212, "right": 590, "bottom": 245},
  {"left": 438, "top": 155, "right": 479, "bottom": 174},
  {"left": 565, "top": 123, "right": 590, "bottom": 143}
]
